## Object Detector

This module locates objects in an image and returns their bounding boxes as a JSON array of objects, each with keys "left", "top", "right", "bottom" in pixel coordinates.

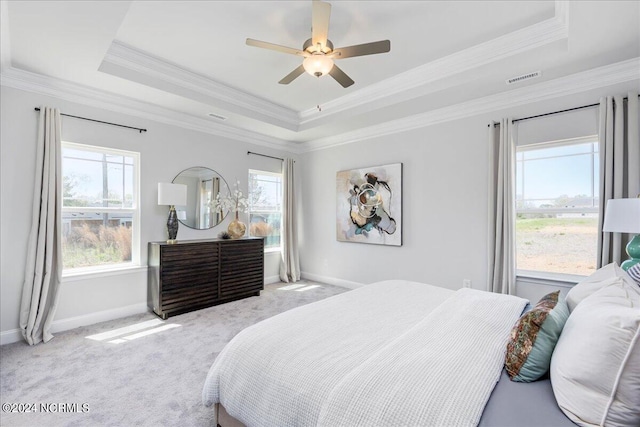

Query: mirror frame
[{"left": 172, "top": 166, "right": 230, "bottom": 230}]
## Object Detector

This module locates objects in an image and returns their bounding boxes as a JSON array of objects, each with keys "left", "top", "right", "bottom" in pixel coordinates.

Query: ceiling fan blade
[
  {"left": 311, "top": 0, "right": 331, "bottom": 51},
  {"left": 246, "top": 38, "right": 307, "bottom": 57},
  {"left": 328, "top": 64, "right": 354, "bottom": 88},
  {"left": 278, "top": 65, "right": 306, "bottom": 85},
  {"left": 332, "top": 40, "right": 391, "bottom": 59}
]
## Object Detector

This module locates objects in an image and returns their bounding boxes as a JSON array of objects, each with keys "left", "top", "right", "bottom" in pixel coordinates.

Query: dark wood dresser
[{"left": 147, "top": 237, "right": 264, "bottom": 319}]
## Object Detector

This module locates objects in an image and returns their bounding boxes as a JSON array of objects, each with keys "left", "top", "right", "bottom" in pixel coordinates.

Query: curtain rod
[
  {"left": 247, "top": 151, "right": 283, "bottom": 161},
  {"left": 488, "top": 94, "right": 639, "bottom": 127},
  {"left": 34, "top": 108, "right": 147, "bottom": 133}
]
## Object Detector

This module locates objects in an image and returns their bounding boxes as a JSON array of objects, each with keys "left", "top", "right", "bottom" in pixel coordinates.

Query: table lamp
[
  {"left": 158, "top": 182, "right": 187, "bottom": 244},
  {"left": 602, "top": 197, "right": 640, "bottom": 270}
]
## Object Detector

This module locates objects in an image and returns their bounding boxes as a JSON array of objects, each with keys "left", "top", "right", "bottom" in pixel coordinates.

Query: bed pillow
[
  {"left": 565, "top": 262, "right": 626, "bottom": 312},
  {"left": 550, "top": 281, "right": 640, "bottom": 427},
  {"left": 505, "top": 291, "right": 569, "bottom": 382}
]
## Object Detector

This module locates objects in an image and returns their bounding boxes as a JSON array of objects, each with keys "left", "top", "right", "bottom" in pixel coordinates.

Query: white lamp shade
[
  {"left": 158, "top": 183, "right": 187, "bottom": 206},
  {"left": 602, "top": 198, "right": 640, "bottom": 233},
  {"left": 303, "top": 54, "right": 334, "bottom": 77}
]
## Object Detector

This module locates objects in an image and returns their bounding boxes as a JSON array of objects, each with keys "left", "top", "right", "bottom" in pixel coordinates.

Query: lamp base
[
  {"left": 167, "top": 205, "right": 179, "bottom": 244},
  {"left": 620, "top": 234, "right": 640, "bottom": 271}
]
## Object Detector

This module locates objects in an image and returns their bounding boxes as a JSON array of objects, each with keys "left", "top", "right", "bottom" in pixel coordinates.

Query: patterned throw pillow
[
  {"left": 505, "top": 291, "right": 570, "bottom": 382},
  {"left": 627, "top": 263, "right": 640, "bottom": 285}
]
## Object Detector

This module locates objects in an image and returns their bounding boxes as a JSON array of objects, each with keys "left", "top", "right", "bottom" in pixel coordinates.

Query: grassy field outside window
[
  {"left": 516, "top": 215, "right": 597, "bottom": 276},
  {"left": 62, "top": 218, "right": 132, "bottom": 269}
]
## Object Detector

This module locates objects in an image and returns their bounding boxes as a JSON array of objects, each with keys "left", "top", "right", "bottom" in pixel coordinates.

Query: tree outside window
[
  {"left": 248, "top": 170, "right": 282, "bottom": 251},
  {"left": 61, "top": 142, "right": 139, "bottom": 271}
]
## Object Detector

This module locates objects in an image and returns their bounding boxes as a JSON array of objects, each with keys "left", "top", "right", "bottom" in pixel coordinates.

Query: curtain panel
[
  {"left": 487, "top": 119, "right": 517, "bottom": 295},
  {"left": 19, "top": 106, "right": 63, "bottom": 345},
  {"left": 597, "top": 92, "right": 640, "bottom": 267},
  {"left": 279, "top": 158, "right": 301, "bottom": 282}
]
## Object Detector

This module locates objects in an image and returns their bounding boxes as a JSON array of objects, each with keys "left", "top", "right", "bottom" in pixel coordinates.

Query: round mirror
[{"left": 172, "top": 166, "right": 229, "bottom": 230}]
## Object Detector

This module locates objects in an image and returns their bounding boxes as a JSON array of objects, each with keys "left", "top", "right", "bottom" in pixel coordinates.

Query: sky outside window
[{"left": 516, "top": 141, "right": 598, "bottom": 208}]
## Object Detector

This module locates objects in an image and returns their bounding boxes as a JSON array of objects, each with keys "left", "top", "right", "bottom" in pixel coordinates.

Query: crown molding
[
  {"left": 0, "top": 67, "right": 295, "bottom": 152},
  {"left": 300, "top": 57, "right": 640, "bottom": 152},
  {"left": 3, "top": 56, "right": 637, "bottom": 156},
  {"left": 100, "top": 40, "right": 300, "bottom": 131},
  {"left": 297, "top": 0, "right": 570, "bottom": 129}
]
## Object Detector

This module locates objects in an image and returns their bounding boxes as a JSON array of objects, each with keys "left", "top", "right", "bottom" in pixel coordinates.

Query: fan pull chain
[{"left": 315, "top": 81, "right": 323, "bottom": 112}]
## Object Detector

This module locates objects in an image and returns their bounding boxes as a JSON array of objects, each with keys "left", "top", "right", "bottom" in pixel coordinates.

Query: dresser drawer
[{"left": 148, "top": 238, "right": 264, "bottom": 319}]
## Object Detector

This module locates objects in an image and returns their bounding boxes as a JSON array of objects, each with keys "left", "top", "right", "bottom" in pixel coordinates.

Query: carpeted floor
[{"left": 0, "top": 281, "right": 348, "bottom": 427}]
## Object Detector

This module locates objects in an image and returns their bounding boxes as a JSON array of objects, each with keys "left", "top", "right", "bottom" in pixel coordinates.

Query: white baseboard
[
  {"left": 301, "top": 272, "right": 364, "bottom": 289},
  {"left": 1, "top": 303, "right": 149, "bottom": 346},
  {"left": 264, "top": 275, "right": 281, "bottom": 285},
  {"left": 0, "top": 329, "right": 23, "bottom": 346},
  {"left": 50, "top": 303, "right": 149, "bottom": 334}
]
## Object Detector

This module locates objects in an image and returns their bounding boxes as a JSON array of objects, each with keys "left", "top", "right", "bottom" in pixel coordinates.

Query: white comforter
[{"left": 202, "top": 280, "right": 527, "bottom": 427}]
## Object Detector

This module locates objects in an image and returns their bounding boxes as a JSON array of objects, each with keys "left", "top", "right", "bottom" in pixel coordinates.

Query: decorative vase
[{"left": 227, "top": 213, "right": 246, "bottom": 239}]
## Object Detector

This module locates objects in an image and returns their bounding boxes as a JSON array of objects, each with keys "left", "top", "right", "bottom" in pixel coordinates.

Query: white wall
[
  {"left": 0, "top": 86, "right": 294, "bottom": 342},
  {"left": 298, "top": 82, "right": 639, "bottom": 300},
  {"left": 2, "top": 79, "right": 638, "bottom": 343},
  {"left": 299, "top": 117, "right": 492, "bottom": 290}
]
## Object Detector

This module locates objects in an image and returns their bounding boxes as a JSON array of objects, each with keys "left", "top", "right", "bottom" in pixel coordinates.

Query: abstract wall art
[{"left": 336, "top": 163, "right": 402, "bottom": 246}]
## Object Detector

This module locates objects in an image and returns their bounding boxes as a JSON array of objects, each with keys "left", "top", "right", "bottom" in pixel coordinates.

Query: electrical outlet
[{"left": 463, "top": 279, "right": 472, "bottom": 289}]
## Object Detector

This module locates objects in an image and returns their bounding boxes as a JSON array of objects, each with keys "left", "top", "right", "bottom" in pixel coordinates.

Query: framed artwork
[{"left": 336, "top": 163, "right": 402, "bottom": 246}]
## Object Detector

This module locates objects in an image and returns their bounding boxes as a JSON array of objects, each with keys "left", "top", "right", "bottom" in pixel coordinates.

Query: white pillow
[
  {"left": 565, "top": 263, "right": 628, "bottom": 312},
  {"left": 550, "top": 281, "right": 640, "bottom": 427}
]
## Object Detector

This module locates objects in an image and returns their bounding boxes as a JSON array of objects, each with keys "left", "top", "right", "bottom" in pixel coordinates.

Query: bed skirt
[{"left": 217, "top": 403, "right": 245, "bottom": 427}]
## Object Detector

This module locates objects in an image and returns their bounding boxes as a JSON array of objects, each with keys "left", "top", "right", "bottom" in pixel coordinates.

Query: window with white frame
[
  {"left": 516, "top": 137, "right": 599, "bottom": 277},
  {"left": 248, "top": 170, "right": 282, "bottom": 251},
  {"left": 61, "top": 142, "right": 139, "bottom": 272}
]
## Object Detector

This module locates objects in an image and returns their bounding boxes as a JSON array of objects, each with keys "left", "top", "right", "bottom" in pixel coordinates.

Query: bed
[{"left": 203, "top": 273, "right": 640, "bottom": 427}]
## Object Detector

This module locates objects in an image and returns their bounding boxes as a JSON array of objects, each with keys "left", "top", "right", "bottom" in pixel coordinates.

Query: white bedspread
[{"left": 203, "top": 280, "right": 527, "bottom": 427}]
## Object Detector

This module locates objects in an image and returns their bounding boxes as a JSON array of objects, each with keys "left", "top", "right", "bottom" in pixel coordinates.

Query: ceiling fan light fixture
[
  {"left": 246, "top": 1, "right": 390, "bottom": 87},
  {"left": 303, "top": 54, "right": 334, "bottom": 77}
]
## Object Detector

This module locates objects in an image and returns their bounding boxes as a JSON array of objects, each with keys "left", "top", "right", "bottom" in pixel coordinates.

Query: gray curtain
[
  {"left": 20, "top": 107, "right": 63, "bottom": 345},
  {"left": 597, "top": 92, "right": 640, "bottom": 267},
  {"left": 279, "top": 158, "right": 301, "bottom": 282},
  {"left": 487, "top": 118, "right": 517, "bottom": 295}
]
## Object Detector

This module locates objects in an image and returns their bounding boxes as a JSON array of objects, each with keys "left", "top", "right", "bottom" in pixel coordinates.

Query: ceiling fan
[{"left": 246, "top": 0, "right": 391, "bottom": 88}]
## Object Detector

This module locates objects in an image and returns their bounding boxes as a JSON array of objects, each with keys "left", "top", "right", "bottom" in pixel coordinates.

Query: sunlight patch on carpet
[
  {"left": 295, "top": 285, "right": 320, "bottom": 292},
  {"left": 277, "top": 284, "right": 322, "bottom": 292},
  {"left": 278, "top": 284, "right": 306, "bottom": 290},
  {"left": 113, "top": 324, "right": 182, "bottom": 343},
  {"left": 86, "top": 319, "right": 181, "bottom": 344}
]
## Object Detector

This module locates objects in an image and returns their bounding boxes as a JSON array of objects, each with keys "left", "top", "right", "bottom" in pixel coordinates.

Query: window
[
  {"left": 248, "top": 170, "right": 282, "bottom": 251},
  {"left": 62, "top": 142, "right": 139, "bottom": 272},
  {"left": 516, "top": 137, "right": 599, "bottom": 277}
]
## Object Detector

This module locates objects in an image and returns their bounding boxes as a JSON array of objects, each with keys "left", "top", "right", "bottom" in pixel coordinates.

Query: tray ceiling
[{"left": 2, "top": 1, "right": 639, "bottom": 149}]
